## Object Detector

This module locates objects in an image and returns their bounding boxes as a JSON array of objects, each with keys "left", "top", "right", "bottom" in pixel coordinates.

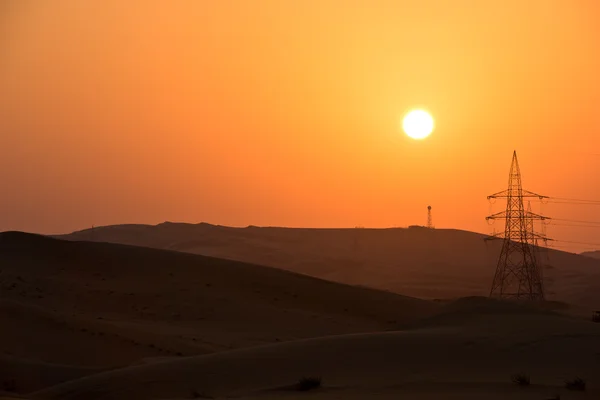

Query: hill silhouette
[
  {"left": 581, "top": 250, "right": 600, "bottom": 260},
  {"left": 59, "top": 223, "right": 600, "bottom": 309}
]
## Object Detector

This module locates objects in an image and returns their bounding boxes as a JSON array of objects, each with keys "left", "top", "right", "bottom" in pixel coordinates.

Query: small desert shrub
[
  {"left": 511, "top": 373, "right": 530, "bottom": 386},
  {"left": 565, "top": 377, "right": 586, "bottom": 391},
  {"left": 296, "top": 377, "right": 322, "bottom": 391},
  {"left": 190, "top": 389, "right": 212, "bottom": 398}
]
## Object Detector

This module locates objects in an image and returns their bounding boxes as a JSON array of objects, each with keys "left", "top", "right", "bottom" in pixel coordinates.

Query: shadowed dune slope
[
  {"left": 0, "top": 354, "right": 103, "bottom": 394},
  {"left": 34, "top": 298, "right": 600, "bottom": 400},
  {"left": 59, "top": 223, "right": 600, "bottom": 307},
  {"left": 581, "top": 250, "right": 600, "bottom": 260},
  {"left": 0, "top": 298, "right": 174, "bottom": 369},
  {"left": 0, "top": 232, "right": 436, "bottom": 368}
]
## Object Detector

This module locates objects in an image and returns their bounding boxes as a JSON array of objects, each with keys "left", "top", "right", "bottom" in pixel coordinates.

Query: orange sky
[{"left": 1, "top": 1, "right": 599, "bottom": 252}]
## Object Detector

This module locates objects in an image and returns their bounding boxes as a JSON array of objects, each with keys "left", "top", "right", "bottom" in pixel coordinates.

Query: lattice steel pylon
[
  {"left": 427, "top": 206, "right": 433, "bottom": 229},
  {"left": 486, "top": 151, "right": 550, "bottom": 300}
]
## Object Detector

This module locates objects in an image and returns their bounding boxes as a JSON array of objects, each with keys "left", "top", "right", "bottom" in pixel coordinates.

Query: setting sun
[{"left": 402, "top": 109, "right": 434, "bottom": 140}]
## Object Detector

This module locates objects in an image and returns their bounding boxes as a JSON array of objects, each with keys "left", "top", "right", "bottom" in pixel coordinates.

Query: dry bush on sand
[
  {"left": 296, "top": 377, "right": 322, "bottom": 391},
  {"left": 565, "top": 377, "right": 586, "bottom": 391},
  {"left": 511, "top": 373, "right": 530, "bottom": 386}
]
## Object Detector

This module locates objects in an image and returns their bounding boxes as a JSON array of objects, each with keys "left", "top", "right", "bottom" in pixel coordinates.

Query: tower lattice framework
[
  {"left": 427, "top": 206, "right": 433, "bottom": 229},
  {"left": 486, "top": 151, "right": 549, "bottom": 300}
]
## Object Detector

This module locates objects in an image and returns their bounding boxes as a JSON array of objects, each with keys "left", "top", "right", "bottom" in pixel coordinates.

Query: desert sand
[
  {"left": 60, "top": 223, "right": 600, "bottom": 308},
  {"left": 0, "top": 231, "right": 433, "bottom": 395},
  {"left": 581, "top": 250, "right": 600, "bottom": 260},
  {"left": 1, "top": 230, "right": 598, "bottom": 398},
  {"left": 34, "top": 298, "right": 600, "bottom": 399}
]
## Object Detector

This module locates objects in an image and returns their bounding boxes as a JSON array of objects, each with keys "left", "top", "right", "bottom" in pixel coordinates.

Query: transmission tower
[
  {"left": 526, "top": 201, "right": 534, "bottom": 240},
  {"left": 427, "top": 206, "right": 433, "bottom": 229},
  {"left": 526, "top": 201, "right": 545, "bottom": 283},
  {"left": 486, "top": 151, "right": 549, "bottom": 300}
]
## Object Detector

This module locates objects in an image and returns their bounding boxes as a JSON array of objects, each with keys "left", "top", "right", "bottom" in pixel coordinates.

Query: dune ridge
[{"left": 59, "top": 223, "right": 600, "bottom": 307}]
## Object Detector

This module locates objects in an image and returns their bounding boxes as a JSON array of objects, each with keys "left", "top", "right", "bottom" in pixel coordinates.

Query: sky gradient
[{"left": 1, "top": 1, "right": 599, "bottom": 251}]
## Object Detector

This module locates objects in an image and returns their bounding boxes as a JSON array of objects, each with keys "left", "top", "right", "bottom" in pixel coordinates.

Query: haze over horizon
[{"left": 2, "top": 1, "right": 600, "bottom": 253}]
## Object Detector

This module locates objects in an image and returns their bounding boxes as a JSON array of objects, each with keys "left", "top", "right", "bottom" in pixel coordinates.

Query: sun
[{"left": 402, "top": 109, "right": 434, "bottom": 140}]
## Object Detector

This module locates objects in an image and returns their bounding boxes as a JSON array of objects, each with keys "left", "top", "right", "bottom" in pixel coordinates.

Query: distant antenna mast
[
  {"left": 486, "top": 151, "right": 549, "bottom": 300},
  {"left": 427, "top": 206, "right": 434, "bottom": 229}
]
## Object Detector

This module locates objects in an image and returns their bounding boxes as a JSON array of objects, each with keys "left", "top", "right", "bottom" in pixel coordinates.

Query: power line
[
  {"left": 544, "top": 201, "right": 600, "bottom": 206},
  {"left": 530, "top": 197, "right": 600, "bottom": 206},
  {"left": 551, "top": 238, "right": 600, "bottom": 247},
  {"left": 539, "top": 241, "right": 599, "bottom": 251},
  {"left": 486, "top": 164, "right": 600, "bottom": 256},
  {"left": 546, "top": 244, "right": 598, "bottom": 253},
  {"left": 550, "top": 223, "right": 600, "bottom": 229},
  {"left": 550, "top": 197, "right": 600, "bottom": 203},
  {"left": 529, "top": 197, "right": 600, "bottom": 207},
  {"left": 552, "top": 218, "right": 600, "bottom": 225}
]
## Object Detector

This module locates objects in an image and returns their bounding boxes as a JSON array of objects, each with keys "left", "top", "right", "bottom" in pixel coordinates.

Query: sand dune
[
  {"left": 3, "top": 232, "right": 599, "bottom": 398},
  {"left": 581, "top": 250, "right": 600, "bottom": 260},
  {"left": 0, "top": 299, "right": 170, "bottom": 368},
  {"left": 59, "top": 223, "right": 600, "bottom": 308},
  {"left": 0, "top": 232, "right": 436, "bottom": 380},
  {"left": 34, "top": 297, "right": 600, "bottom": 400},
  {"left": 0, "top": 353, "right": 102, "bottom": 394}
]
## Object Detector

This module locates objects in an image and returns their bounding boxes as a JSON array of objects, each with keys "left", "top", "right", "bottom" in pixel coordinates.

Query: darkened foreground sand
[
  {"left": 34, "top": 298, "right": 600, "bottom": 400},
  {"left": 0, "top": 353, "right": 102, "bottom": 394},
  {"left": 0, "top": 232, "right": 435, "bottom": 393},
  {"left": 236, "top": 385, "right": 590, "bottom": 400},
  {"left": 2, "top": 232, "right": 599, "bottom": 399},
  {"left": 59, "top": 223, "right": 600, "bottom": 308}
]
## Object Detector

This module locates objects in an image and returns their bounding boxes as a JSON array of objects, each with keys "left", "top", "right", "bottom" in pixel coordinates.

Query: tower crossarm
[
  {"left": 525, "top": 211, "right": 550, "bottom": 220},
  {"left": 487, "top": 189, "right": 548, "bottom": 200},
  {"left": 484, "top": 232, "right": 503, "bottom": 241},
  {"left": 529, "top": 232, "right": 552, "bottom": 242},
  {"left": 486, "top": 211, "right": 550, "bottom": 221},
  {"left": 485, "top": 231, "right": 552, "bottom": 242}
]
